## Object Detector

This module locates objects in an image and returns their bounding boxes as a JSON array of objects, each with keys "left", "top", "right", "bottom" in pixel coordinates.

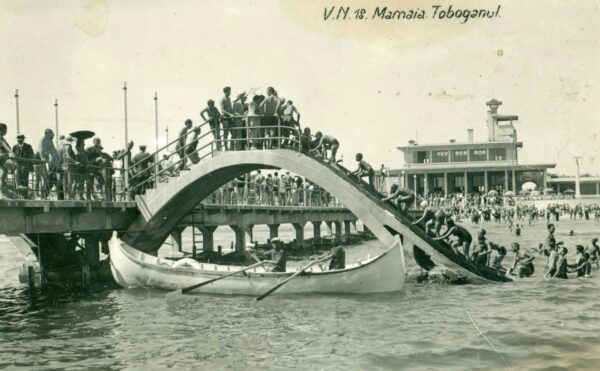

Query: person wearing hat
[
  {"left": 265, "top": 238, "right": 287, "bottom": 272},
  {"left": 12, "top": 133, "right": 35, "bottom": 198},
  {"left": 508, "top": 242, "right": 535, "bottom": 278},
  {"left": 200, "top": 99, "right": 222, "bottom": 151},
  {"left": 36, "top": 128, "right": 62, "bottom": 199},
  {"left": 131, "top": 145, "right": 153, "bottom": 195},
  {"left": 232, "top": 93, "right": 247, "bottom": 150}
]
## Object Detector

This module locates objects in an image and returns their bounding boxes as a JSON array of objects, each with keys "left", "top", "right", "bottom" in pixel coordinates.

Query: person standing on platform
[
  {"left": 200, "top": 100, "right": 222, "bottom": 151},
  {"left": 220, "top": 87, "right": 234, "bottom": 151},
  {"left": 246, "top": 95, "right": 263, "bottom": 149},
  {"left": 131, "top": 145, "right": 153, "bottom": 195},
  {"left": 259, "top": 87, "right": 280, "bottom": 149},
  {"left": 280, "top": 100, "right": 300, "bottom": 146},
  {"left": 37, "top": 129, "right": 62, "bottom": 199},
  {"left": 232, "top": 93, "right": 248, "bottom": 150},
  {"left": 57, "top": 136, "right": 77, "bottom": 199},
  {"left": 0, "top": 123, "right": 16, "bottom": 199},
  {"left": 12, "top": 134, "right": 35, "bottom": 198},
  {"left": 176, "top": 119, "right": 193, "bottom": 170},
  {"left": 186, "top": 127, "right": 201, "bottom": 165}
]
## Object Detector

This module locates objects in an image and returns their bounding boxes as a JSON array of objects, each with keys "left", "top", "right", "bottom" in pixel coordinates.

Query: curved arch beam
[{"left": 123, "top": 150, "right": 398, "bottom": 254}]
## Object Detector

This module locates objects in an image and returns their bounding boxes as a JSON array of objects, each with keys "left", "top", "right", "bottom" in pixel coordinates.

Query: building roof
[
  {"left": 547, "top": 177, "right": 600, "bottom": 183},
  {"left": 387, "top": 162, "right": 556, "bottom": 175},
  {"left": 397, "top": 140, "right": 523, "bottom": 151}
]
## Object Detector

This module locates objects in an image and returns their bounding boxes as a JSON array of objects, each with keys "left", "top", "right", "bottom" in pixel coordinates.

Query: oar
[
  {"left": 255, "top": 253, "right": 332, "bottom": 301},
  {"left": 166, "top": 260, "right": 265, "bottom": 299}
]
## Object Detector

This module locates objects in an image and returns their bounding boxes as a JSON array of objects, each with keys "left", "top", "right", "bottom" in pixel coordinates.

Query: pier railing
[
  {"left": 0, "top": 156, "right": 128, "bottom": 201},
  {"left": 0, "top": 114, "right": 309, "bottom": 202}
]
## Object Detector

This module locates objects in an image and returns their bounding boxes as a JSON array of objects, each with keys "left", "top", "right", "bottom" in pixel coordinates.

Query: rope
[{"left": 466, "top": 309, "right": 512, "bottom": 369}]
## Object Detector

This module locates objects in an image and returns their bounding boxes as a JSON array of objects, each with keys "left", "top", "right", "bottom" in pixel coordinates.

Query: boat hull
[{"left": 109, "top": 235, "right": 405, "bottom": 295}]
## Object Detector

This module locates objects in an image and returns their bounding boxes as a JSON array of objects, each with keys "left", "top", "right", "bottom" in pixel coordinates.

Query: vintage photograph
[{"left": 0, "top": 0, "right": 598, "bottom": 369}]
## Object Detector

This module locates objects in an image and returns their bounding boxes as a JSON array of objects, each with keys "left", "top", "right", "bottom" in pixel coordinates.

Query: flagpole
[
  {"left": 54, "top": 99, "right": 59, "bottom": 146},
  {"left": 154, "top": 92, "right": 159, "bottom": 180},
  {"left": 14, "top": 89, "right": 20, "bottom": 134},
  {"left": 123, "top": 82, "right": 129, "bottom": 198}
]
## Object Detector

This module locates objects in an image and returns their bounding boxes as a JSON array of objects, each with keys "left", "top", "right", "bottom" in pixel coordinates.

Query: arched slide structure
[{"left": 122, "top": 149, "right": 508, "bottom": 283}]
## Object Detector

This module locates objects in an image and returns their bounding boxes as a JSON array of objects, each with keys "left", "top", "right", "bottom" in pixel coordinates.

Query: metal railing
[
  {"left": 129, "top": 114, "right": 304, "bottom": 195},
  {"left": 0, "top": 156, "right": 127, "bottom": 201}
]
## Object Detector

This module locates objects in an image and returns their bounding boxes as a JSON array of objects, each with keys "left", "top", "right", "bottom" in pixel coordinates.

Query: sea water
[{"left": 1, "top": 220, "right": 600, "bottom": 370}]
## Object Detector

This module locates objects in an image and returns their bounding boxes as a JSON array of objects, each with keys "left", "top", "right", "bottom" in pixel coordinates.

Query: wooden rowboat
[{"left": 109, "top": 235, "right": 405, "bottom": 295}]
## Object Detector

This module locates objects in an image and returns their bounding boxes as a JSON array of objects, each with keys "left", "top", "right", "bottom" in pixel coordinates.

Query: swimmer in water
[
  {"left": 507, "top": 242, "right": 535, "bottom": 278},
  {"left": 552, "top": 246, "right": 569, "bottom": 279}
]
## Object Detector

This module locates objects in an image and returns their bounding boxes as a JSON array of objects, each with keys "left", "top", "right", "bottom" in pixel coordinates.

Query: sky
[{"left": 1, "top": 0, "right": 598, "bottom": 175}]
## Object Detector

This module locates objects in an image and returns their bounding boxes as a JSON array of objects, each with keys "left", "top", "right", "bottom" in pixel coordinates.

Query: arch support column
[
  {"left": 170, "top": 227, "right": 186, "bottom": 252},
  {"left": 293, "top": 222, "right": 305, "bottom": 242},
  {"left": 333, "top": 221, "right": 342, "bottom": 240},
  {"left": 312, "top": 221, "right": 322, "bottom": 243},
  {"left": 268, "top": 224, "right": 280, "bottom": 240},
  {"left": 344, "top": 220, "right": 352, "bottom": 241},
  {"left": 201, "top": 225, "right": 217, "bottom": 253},
  {"left": 231, "top": 224, "right": 253, "bottom": 252}
]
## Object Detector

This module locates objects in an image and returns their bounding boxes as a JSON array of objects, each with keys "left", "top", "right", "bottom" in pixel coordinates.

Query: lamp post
[
  {"left": 54, "top": 99, "right": 59, "bottom": 146},
  {"left": 574, "top": 156, "right": 582, "bottom": 199},
  {"left": 123, "top": 82, "right": 129, "bottom": 198},
  {"left": 14, "top": 89, "right": 20, "bottom": 134}
]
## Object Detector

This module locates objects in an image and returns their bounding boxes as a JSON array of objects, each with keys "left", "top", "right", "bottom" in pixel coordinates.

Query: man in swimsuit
[
  {"left": 350, "top": 153, "right": 375, "bottom": 189},
  {"left": 544, "top": 223, "right": 556, "bottom": 256},
  {"left": 411, "top": 200, "right": 446, "bottom": 237},
  {"left": 310, "top": 131, "right": 339, "bottom": 163},
  {"left": 569, "top": 252, "right": 592, "bottom": 278},
  {"left": 381, "top": 184, "right": 415, "bottom": 214},
  {"left": 544, "top": 243, "right": 560, "bottom": 277},
  {"left": 220, "top": 87, "right": 234, "bottom": 151},
  {"left": 200, "top": 100, "right": 222, "bottom": 150},
  {"left": 586, "top": 238, "right": 600, "bottom": 267},
  {"left": 553, "top": 246, "right": 569, "bottom": 279},
  {"left": 507, "top": 242, "right": 535, "bottom": 278},
  {"left": 434, "top": 219, "right": 473, "bottom": 258}
]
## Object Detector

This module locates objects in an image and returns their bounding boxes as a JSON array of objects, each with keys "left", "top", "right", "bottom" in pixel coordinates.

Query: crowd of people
[{"left": 203, "top": 170, "right": 342, "bottom": 207}]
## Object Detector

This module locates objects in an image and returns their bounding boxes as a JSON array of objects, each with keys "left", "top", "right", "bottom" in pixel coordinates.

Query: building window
[
  {"left": 416, "top": 151, "right": 430, "bottom": 163},
  {"left": 432, "top": 150, "right": 449, "bottom": 163},
  {"left": 489, "top": 148, "right": 507, "bottom": 161},
  {"left": 469, "top": 149, "right": 487, "bottom": 161},
  {"left": 451, "top": 149, "right": 468, "bottom": 162}
]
